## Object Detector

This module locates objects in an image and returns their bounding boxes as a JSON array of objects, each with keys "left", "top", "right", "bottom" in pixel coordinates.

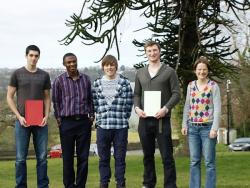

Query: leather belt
[
  {"left": 191, "top": 123, "right": 209, "bottom": 126},
  {"left": 62, "top": 115, "right": 88, "bottom": 121}
]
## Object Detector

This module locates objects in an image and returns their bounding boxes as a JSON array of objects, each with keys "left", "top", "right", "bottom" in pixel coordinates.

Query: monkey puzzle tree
[
  {"left": 61, "top": 0, "right": 250, "bottom": 93},
  {"left": 60, "top": 0, "right": 250, "bottom": 155}
]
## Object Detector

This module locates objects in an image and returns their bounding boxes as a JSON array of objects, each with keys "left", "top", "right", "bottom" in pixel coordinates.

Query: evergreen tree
[{"left": 60, "top": 0, "right": 250, "bottom": 93}]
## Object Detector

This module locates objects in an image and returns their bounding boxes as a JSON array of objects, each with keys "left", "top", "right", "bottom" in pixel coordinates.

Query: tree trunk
[
  {"left": 175, "top": 0, "right": 199, "bottom": 156},
  {"left": 179, "top": 0, "right": 199, "bottom": 94}
]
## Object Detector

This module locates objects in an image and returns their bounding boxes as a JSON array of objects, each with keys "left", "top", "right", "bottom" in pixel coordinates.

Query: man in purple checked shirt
[{"left": 52, "top": 53, "right": 94, "bottom": 188}]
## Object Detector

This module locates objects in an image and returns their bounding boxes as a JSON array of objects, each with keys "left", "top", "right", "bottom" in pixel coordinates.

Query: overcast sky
[
  {"left": 1, "top": 1, "right": 249, "bottom": 69},
  {"left": 0, "top": 0, "right": 151, "bottom": 68}
]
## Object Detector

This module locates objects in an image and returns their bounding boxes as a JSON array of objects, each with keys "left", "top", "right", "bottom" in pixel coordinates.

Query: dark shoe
[
  {"left": 100, "top": 184, "right": 108, "bottom": 188},
  {"left": 116, "top": 182, "right": 126, "bottom": 188}
]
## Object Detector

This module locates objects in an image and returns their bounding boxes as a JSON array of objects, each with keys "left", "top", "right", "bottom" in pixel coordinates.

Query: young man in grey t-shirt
[{"left": 7, "top": 45, "right": 51, "bottom": 188}]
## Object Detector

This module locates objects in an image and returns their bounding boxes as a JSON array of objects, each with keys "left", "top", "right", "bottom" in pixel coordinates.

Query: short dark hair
[
  {"left": 63, "top": 53, "right": 77, "bottom": 64},
  {"left": 144, "top": 41, "right": 161, "bottom": 52},
  {"left": 101, "top": 55, "right": 118, "bottom": 70},
  {"left": 26, "top": 45, "right": 40, "bottom": 56},
  {"left": 193, "top": 56, "right": 210, "bottom": 70}
]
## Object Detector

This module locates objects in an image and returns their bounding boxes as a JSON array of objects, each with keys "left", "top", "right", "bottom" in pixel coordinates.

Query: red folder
[{"left": 25, "top": 100, "right": 43, "bottom": 126}]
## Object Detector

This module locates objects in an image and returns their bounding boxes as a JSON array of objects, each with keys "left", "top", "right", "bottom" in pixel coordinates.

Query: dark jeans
[
  {"left": 59, "top": 117, "right": 92, "bottom": 188},
  {"left": 97, "top": 127, "right": 128, "bottom": 187},
  {"left": 15, "top": 121, "right": 49, "bottom": 188},
  {"left": 138, "top": 117, "right": 177, "bottom": 188}
]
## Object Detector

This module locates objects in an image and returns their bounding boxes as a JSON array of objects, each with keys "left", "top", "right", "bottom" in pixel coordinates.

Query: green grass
[
  {"left": 0, "top": 145, "right": 250, "bottom": 188},
  {"left": 91, "top": 131, "right": 140, "bottom": 144}
]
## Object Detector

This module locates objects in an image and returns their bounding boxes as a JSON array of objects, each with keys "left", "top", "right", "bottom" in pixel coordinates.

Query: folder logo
[{"left": 25, "top": 100, "right": 43, "bottom": 126}]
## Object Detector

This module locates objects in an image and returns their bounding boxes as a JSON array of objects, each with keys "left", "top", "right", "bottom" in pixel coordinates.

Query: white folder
[{"left": 144, "top": 91, "right": 161, "bottom": 117}]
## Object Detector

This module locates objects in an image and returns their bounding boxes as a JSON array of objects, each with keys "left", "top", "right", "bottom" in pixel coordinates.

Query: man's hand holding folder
[{"left": 25, "top": 100, "right": 44, "bottom": 127}]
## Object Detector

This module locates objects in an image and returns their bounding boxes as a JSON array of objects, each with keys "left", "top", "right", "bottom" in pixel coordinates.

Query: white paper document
[{"left": 144, "top": 91, "right": 161, "bottom": 117}]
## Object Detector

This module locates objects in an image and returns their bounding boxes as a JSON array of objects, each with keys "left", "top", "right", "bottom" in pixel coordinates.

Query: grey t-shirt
[
  {"left": 101, "top": 74, "right": 119, "bottom": 106},
  {"left": 9, "top": 67, "right": 51, "bottom": 116}
]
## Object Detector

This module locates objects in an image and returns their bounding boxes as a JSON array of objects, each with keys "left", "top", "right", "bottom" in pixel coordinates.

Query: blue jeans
[
  {"left": 15, "top": 121, "right": 49, "bottom": 188},
  {"left": 97, "top": 127, "right": 128, "bottom": 187},
  {"left": 188, "top": 123, "right": 217, "bottom": 188}
]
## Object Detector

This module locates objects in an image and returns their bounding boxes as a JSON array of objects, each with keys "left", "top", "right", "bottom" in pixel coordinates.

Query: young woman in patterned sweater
[{"left": 181, "top": 56, "right": 221, "bottom": 188}]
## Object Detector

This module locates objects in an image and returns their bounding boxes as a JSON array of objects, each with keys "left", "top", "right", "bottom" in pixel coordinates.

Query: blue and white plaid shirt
[{"left": 92, "top": 74, "right": 133, "bottom": 129}]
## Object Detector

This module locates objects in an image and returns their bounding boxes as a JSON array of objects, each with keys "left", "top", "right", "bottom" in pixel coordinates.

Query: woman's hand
[
  {"left": 209, "top": 129, "right": 217, "bottom": 138},
  {"left": 181, "top": 127, "right": 187, "bottom": 136}
]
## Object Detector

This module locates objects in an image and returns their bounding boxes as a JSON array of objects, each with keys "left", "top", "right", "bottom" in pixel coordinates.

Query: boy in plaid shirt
[{"left": 92, "top": 55, "right": 133, "bottom": 188}]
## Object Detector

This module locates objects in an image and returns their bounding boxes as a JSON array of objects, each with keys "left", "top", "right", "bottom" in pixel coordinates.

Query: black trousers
[
  {"left": 138, "top": 117, "right": 177, "bottom": 188},
  {"left": 59, "top": 117, "right": 91, "bottom": 188}
]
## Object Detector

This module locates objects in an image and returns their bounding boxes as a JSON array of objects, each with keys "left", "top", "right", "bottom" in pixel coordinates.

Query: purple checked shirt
[{"left": 52, "top": 72, "right": 94, "bottom": 119}]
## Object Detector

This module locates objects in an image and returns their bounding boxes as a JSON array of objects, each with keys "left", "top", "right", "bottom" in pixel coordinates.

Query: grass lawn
[
  {"left": 91, "top": 131, "right": 141, "bottom": 143},
  {"left": 0, "top": 145, "right": 249, "bottom": 188}
]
